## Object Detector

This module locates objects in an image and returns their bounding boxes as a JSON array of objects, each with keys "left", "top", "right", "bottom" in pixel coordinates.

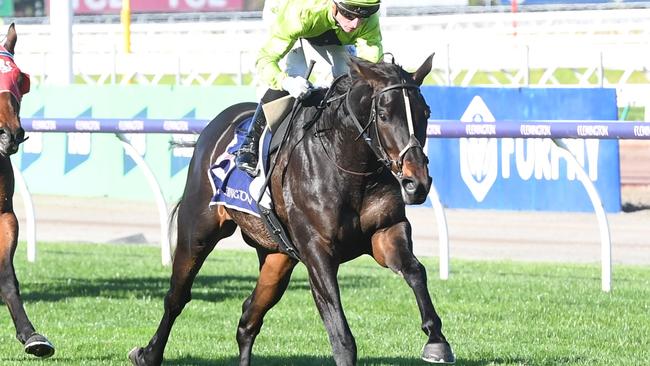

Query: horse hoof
[
  {"left": 24, "top": 333, "right": 55, "bottom": 358},
  {"left": 128, "top": 347, "right": 145, "bottom": 366},
  {"left": 421, "top": 342, "right": 455, "bottom": 364}
]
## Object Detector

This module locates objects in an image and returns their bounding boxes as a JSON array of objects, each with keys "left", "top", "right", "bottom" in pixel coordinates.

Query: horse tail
[{"left": 167, "top": 199, "right": 182, "bottom": 256}]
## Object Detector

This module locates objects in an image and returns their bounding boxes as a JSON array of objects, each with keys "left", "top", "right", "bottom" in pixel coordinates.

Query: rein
[{"left": 312, "top": 76, "right": 381, "bottom": 176}]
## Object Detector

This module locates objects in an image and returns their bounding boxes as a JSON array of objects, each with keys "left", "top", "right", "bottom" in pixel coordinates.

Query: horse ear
[
  {"left": 4, "top": 23, "right": 17, "bottom": 54},
  {"left": 348, "top": 56, "right": 383, "bottom": 87},
  {"left": 412, "top": 53, "right": 434, "bottom": 86}
]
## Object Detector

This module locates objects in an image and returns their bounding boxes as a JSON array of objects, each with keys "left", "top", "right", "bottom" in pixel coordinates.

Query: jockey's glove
[{"left": 281, "top": 76, "right": 312, "bottom": 99}]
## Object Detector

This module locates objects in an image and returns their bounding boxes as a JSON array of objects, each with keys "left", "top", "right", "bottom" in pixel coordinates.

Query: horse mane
[{"left": 332, "top": 56, "right": 411, "bottom": 96}]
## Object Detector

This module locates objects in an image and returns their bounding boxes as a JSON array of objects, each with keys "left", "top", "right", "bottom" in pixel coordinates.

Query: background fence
[{"left": 12, "top": 8, "right": 650, "bottom": 107}]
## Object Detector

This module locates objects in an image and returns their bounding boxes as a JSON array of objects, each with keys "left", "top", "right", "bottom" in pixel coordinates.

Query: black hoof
[
  {"left": 128, "top": 347, "right": 146, "bottom": 366},
  {"left": 422, "top": 342, "right": 455, "bottom": 364},
  {"left": 24, "top": 333, "right": 55, "bottom": 358}
]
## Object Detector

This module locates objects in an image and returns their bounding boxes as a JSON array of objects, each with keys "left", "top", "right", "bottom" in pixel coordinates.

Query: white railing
[{"left": 14, "top": 8, "right": 650, "bottom": 105}]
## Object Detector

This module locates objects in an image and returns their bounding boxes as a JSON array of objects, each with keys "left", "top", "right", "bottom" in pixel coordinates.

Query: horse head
[
  {"left": 347, "top": 54, "right": 434, "bottom": 204},
  {"left": 0, "top": 23, "right": 30, "bottom": 157}
]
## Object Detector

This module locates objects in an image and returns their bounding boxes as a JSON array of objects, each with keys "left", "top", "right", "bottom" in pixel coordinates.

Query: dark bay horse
[
  {"left": 0, "top": 23, "right": 55, "bottom": 358},
  {"left": 129, "top": 54, "right": 455, "bottom": 365}
]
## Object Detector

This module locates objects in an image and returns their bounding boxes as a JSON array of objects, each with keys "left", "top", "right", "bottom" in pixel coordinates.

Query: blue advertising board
[{"left": 422, "top": 87, "right": 621, "bottom": 212}]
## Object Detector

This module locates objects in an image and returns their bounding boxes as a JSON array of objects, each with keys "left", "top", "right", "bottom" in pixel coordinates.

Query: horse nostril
[
  {"left": 402, "top": 178, "right": 417, "bottom": 193},
  {"left": 16, "top": 127, "right": 25, "bottom": 143}
]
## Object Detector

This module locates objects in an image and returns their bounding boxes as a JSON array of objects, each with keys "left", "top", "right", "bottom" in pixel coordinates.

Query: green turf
[{"left": 1, "top": 243, "right": 648, "bottom": 365}]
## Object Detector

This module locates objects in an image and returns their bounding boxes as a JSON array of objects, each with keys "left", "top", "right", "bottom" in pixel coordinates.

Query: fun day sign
[{"left": 421, "top": 87, "right": 621, "bottom": 213}]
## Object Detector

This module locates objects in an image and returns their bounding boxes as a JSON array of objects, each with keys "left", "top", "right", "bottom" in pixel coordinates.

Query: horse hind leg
[
  {"left": 237, "top": 248, "right": 297, "bottom": 366},
  {"left": 370, "top": 222, "right": 455, "bottom": 364},
  {"left": 129, "top": 204, "right": 236, "bottom": 366},
  {"left": 0, "top": 211, "right": 55, "bottom": 358}
]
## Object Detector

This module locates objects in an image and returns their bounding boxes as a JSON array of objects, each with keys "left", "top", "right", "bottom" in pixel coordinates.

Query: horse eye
[{"left": 378, "top": 112, "right": 387, "bottom": 120}]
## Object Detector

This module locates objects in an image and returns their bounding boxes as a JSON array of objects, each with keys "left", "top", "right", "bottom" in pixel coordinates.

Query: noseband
[{"left": 344, "top": 78, "right": 426, "bottom": 178}]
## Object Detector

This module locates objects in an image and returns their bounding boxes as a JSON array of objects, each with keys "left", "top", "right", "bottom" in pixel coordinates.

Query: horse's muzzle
[
  {"left": 0, "top": 127, "right": 26, "bottom": 157},
  {"left": 399, "top": 174, "right": 431, "bottom": 205}
]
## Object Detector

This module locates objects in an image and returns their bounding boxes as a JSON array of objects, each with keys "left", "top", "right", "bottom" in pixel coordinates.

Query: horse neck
[{"left": 316, "top": 88, "right": 383, "bottom": 173}]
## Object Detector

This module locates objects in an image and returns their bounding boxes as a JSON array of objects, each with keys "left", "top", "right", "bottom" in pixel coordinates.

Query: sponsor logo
[
  {"left": 163, "top": 120, "right": 189, "bottom": 131},
  {"left": 75, "top": 120, "right": 101, "bottom": 131},
  {"left": 223, "top": 187, "right": 254, "bottom": 206},
  {"left": 459, "top": 96, "right": 498, "bottom": 202},
  {"left": 520, "top": 124, "right": 552, "bottom": 136},
  {"left": 118, "top": 120, "right": 145, "bottom": 131},
  {"left": 577, "top": 125, "right": 608, "bottom": 137},
  {"left": 32, "top": 119, "right": 57, "bottom": 130},
  {"left": 427, "top": 124, "right": 442, "bottom": 136},
  {"left": 633, "top": 125, "right": 650, "bottom": 137},
  {"left": 457, "top": 97, "right": 601, "bottom": 204},
  {"left": 465, "top": 123, "right": 496, "bottom": 136}
]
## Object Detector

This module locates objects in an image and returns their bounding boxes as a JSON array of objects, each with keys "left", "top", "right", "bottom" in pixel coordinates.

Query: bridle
[
  {"left": 342, "top": 77, "right": 427, "bottom": 178},
  {"left": 0, "top": 47, "right": 29, "bottom": 147}
]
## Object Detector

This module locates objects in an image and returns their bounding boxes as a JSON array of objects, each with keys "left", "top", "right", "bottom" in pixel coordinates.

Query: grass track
[{"left": 1, "top": 243, "right": 649, "bottom": 365}]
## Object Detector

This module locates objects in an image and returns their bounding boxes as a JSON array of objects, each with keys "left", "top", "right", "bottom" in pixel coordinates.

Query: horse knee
[
  {"left": 236, "top": 317, "right": 263, "bottom": 345},
  {"left": 163, "top": 290, "right": 191, "bottom": 317}
]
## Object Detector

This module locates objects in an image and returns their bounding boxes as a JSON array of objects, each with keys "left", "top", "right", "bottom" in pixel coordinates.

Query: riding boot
[{"left": 235, "top": 104, "right": 267, "bottom": 177}]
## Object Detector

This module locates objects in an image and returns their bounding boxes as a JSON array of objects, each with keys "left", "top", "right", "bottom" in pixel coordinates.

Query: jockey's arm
[
  {"left": 256, "top": 6, "right": 310, "bottom": 91},
  {"left": 256, "top": 34, "right": 297, "bottom": 91},
  {"left": 353, "top": 14, "right": 383, "bottom": 63}
]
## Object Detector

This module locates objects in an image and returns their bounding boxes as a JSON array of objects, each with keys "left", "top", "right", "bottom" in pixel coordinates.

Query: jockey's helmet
[{"left": 333, "top": 0, "right": 380, "bottom": 19}]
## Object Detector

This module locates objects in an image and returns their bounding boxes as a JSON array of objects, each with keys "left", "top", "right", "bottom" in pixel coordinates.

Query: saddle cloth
[{"left": 208, "top": 116, "right": 272, "bottom": 217}]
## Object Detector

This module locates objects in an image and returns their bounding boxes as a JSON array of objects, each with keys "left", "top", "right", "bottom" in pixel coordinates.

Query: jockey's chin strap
[{"left": 344, "top": 79, "right": 424, "bottom": 178}]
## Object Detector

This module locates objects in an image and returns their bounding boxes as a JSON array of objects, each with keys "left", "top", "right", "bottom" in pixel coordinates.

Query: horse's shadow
[
  {"left": 164, "top": 355, "right": 586, "bottom": 365},
  {"left": 18, "top": 273, "right": 386, "bottom": 303},
  {"left": 166, "top": 355, "right": 424, "bottom": 366}
]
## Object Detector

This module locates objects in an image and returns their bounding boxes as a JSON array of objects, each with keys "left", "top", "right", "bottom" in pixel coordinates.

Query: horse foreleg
[
  {"left": 371, "top": 222, "right": 455, "bottom": 364},
  {"left": 237, "top": 250, "right": 296, "bottom": 366},
  {"left": 303, "top": 248, "right": 356, "bottom": 366},
  {"left": 129, "top": 214, "right": 236, "bottom": 366},
  {"left": 0, "top": 210, "right": 54, "bottom": 358}
]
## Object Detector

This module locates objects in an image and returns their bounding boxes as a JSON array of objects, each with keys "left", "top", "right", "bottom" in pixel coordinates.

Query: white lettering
[
  {"left": 577, "top": 125, "right": 608, "bottom": 137},
  {"left": 520, "top": 124, "right": 551, "bottom": 136},
  {"left": 84, "top": 0, "right": 106, "bottom": 11},
  {"left": 185, "top": 0, "right": 205, "bottom": 9},
  {"left": 501, "top": 138, "right": 514, "bottom": 179},
  {"left": 32, "top": 119, "right": 57, "bottom": 131},
  {"left": 533, "top": 139, "right": 553, "bottom": 180},
  {"left": 75, "top": 120, "right": 101, "bottom": 131},
  {"left": 465, "top": 124, "right": 496, "bottom": 136},
  {"left": 515, "top": 138, "right": 535, "bottom": 180},
  {"left": 118, "top": 120, "right": 145, "bottom": 131},
  {"left": 67, "top": 133, "right": 91, "bottom": 155},
  {"left": 563, "top": 139, "right": 584, "bottom": 181},
  {"left": 163, "top": 120, "right": 189, "bottom": 131},
  {"left": 634, "top": 125, "right": 650, "bottom": 137},
  {"left": 223, "top": 187, "right": 254, "bottom": 205},
  {"left": 427, "top": 124, "right": 441, "bottom": 136}
]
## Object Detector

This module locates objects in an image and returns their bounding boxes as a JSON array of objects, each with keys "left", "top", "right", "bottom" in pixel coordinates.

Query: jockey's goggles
[{"left": 335, "top": 2, "right": 380, "bottom": 20}]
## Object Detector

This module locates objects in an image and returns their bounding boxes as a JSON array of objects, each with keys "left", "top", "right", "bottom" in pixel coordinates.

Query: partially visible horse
[
  {"left": 130, "top": 54, "right": 455, "bottom": 365},
  {"left": 0, "top": 23, "right": 55, "bottom": 358}
]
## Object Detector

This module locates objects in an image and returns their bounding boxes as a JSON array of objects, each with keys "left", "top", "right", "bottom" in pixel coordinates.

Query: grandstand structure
[{"left": 13, "top": 7, "right": 650, "bottom": 107}]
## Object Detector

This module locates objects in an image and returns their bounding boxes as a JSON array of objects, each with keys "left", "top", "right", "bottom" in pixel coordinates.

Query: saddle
[{"left": 208, "top": 88, "right": 328, "bottom": 261}]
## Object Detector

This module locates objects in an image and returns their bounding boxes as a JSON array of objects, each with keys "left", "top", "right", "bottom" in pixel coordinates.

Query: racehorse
[
  {"left": 129, "top": 54, "right": 455, "bottom": 365},
  {"left": 0, "top": 23, "right": 55, "bottom": 358}
]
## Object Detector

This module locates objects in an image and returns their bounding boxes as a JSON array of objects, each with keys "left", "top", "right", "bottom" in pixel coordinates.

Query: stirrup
[{"left": 236, "top": 151, "right": 259, "bottom": 177}]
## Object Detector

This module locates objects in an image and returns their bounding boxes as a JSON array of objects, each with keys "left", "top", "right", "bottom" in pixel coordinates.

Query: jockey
[{"left": 235, "top": 0, "right": 383, "bottom": 176}]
